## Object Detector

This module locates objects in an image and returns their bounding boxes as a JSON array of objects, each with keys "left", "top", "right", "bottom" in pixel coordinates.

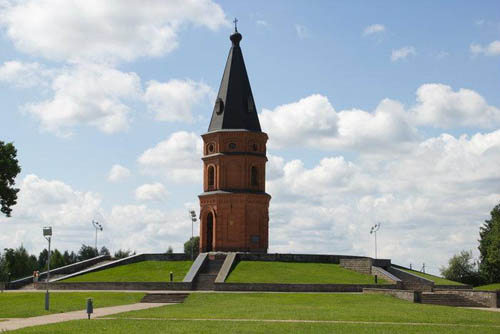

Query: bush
[
  {"left": 440, "top": 250, "right": 483, "bottom": 286},
  {"left": 114, "top": 249, "right": 135, "bottom": 259}
]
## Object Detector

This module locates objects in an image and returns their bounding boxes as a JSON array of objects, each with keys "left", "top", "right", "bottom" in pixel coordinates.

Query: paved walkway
[{"left": 0, "top": 303, "right": 167, "bottom": 332}]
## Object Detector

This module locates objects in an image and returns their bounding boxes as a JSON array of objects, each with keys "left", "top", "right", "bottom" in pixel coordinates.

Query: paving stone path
[{"left": 0, "top": 302, "right": 166, "bottom": 332}]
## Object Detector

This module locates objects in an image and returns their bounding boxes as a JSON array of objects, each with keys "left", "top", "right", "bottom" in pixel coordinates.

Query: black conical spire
[{"left": 208, "top": 25, "right": 261, "bottom": 132}]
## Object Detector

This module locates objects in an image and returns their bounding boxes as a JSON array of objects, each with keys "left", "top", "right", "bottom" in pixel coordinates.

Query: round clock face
[
  {"left": 207, "top": 143, "right": 215, "bottom": 153},
  {"left": 229, "top": 143, "right": 236, "bottom": 149}
]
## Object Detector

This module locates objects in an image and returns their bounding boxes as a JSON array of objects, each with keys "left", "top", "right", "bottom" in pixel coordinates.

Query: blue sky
[{"left": 1, "top": 0, "right": 499, "bottom": 274}]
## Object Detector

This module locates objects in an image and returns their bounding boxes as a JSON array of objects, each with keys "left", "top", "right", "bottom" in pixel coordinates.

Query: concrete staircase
[
  {"left": 421, "top": 292, "right": 485, "bottom": 307},
  {"left": 141, "top": 293, "right": 189, "bottom": 303},
  {"left": 192, "top": 254, "right": 226, "bottom": 291}
]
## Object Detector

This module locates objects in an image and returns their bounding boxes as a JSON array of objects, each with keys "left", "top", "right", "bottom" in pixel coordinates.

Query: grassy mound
[
  {"left": 62, "top": 260, "right": 192, "bottom": 282},
  {"left": 474, "top": 283, "right": 500, "bottom": 291},
  {"left": 0, "top": 292, "right": 144, "bottom": 318},
  {"left": 226, "top": 261, "right": 389, "bottom": 284},
  {"left": 399, "top": 268, "right": 463, "bottom": 285}
]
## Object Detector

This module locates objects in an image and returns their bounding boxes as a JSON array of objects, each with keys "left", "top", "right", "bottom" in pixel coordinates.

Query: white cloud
[
  {"left": 0, "top": 60, "right": 52, "bottom": 87},
  {"left": 411, "top": 83, "right": 500, "bottom": 128},
  {"left": 260, "top": 94, "right": 416, "bottom": 152},
  {"left": 107, "top": 164, "right": 131, "bottom": 183},
  {"left": 391, "top": 46, "right": 416, "bottom": 61},
  {"left": 138, "top": 131, "right": 203, "bottom": 182},
  {"left": 295, "top": 24, "right": 310, "bottom": 39},
  {"left": 144, "top": 79, "right": 213, "bottom": 122},
  {"left": 470, "top": 41, "right": 500, "bottom": 56},
  {"left": 135, "top": 183, "right": 168, "bottom": 201},
  {"left": 24, "top": 63, "right": 142, "bottom": 136},
  {"left": 256, "top": 20, "right": 269, "bottom": 27},
  {"left": 363, "top": 24, "right": 385, "bottom": 36},
  {"left": 0, "top": 0, "right": 228, "bottom": 62},
  {"left": 267, "top": 129, "right": 500, "bottom": 270}
]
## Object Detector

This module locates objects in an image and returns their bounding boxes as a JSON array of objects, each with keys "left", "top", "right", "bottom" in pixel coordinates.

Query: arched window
[
  {"left": 208, "top": 166, "right": 215, "bottom": 189},
  {"left": 251, "top": 166, "right": 258, "bottom": 186}
]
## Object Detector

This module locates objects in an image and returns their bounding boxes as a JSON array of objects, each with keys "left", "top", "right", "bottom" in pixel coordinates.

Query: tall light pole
[
  {"left": 370, "top": 223, "right": 381, "bottom": 259},
  {"left": 92, "top": 220, "right": 103, "bottom": 252},
  {"left": 42, "top": 226, "right": 52, "bottom": 310},
  {"left": 189, "top": 210, "right": 197, "bottom": 261}
]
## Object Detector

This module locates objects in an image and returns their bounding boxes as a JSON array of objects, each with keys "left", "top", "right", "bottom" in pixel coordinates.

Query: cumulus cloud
[
  {"left": 0, "top": 0, "right": 228, "bottom": 62},
  {"left": 107, "top": 164, "right": 131, "bottom": 182},
  {"left": 260, "top": 94, "right": 416, "bottom": 152},
  {"left": 24, "top": 63, "right": 142, "bottom": 136},
  {"left": 295, "top": 24, "right": 310, "bottom": 39},
  {"left": 266, "top": 129, "right": 500, "bottom": 268},
  {"left": 411, "top": 83, "right": 500, "bottom": 128},
  {"left": 391, "top": 46, "right": 416, "bottom": 61},
  {"left": 135, "top": 183, "right": 169, "bottom": 201},
  {"left": 363, "top": 24, "right": 385, "bottom": 36},
  {"left": 470, "top": 41, "right": 500, "bottom": 56},
  {"left": 138, "top": 131, "right": 203, "bottom": 182},
  {"left": 0, "top": 60, "right": 52, "bottom": 87},
  {"left": 144, "top": 79, "right": 213, "bottom": 122}
]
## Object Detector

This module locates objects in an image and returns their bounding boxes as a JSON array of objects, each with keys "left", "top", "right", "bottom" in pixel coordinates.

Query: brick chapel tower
[{"left": 199, "top": 27, "right": 270, "bottom": 253}]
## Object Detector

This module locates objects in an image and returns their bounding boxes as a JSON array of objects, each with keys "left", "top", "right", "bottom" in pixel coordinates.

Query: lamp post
[
  {"left": 92, "top": 220, "right": 103, "bottom": 252},
  {"left": 42, "top": 226, "right": 52, "bottom": 310},
  {"left": 370, "top": 223, "right": 381, "bottom": 259},
  {"left": 189, "top": 210, "right": 197, "bottom": 260}
]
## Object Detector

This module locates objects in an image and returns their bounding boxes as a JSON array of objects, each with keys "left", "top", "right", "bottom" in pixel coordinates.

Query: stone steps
[
  {"left": 421, "top": 293, "right": 485, "bottom": 307},
  {"left": 141, "top": 293, "right": 189, "bottom": 303},
  {"left": 192, "top": 255, "right": 226, "bottom": 291}
]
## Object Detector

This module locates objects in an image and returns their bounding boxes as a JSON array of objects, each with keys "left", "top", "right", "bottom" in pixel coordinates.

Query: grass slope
[
  {"left": 113, "top": 293, "right": 500, "bottom": 325},
  {"left": 226, "top": 261, "right": 389, "bottom": 284},
  {"left": 400, "top": 268, "right": 463, "bottom": 285},
  {"left": 8, "top": 319, "right": 500, "bottom": 334},
  {"left": 475, "top": 283, "right": 500, "bottom": 291},
  {"left": 0, "top": 292, "right": 144, "bottom": 318},
  {"left": 63, "top": 260, "right": 192, "bottom": 282}
]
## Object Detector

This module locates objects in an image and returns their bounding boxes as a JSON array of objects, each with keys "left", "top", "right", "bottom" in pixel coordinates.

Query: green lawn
[
  {"left": 8, "top": 319, "right": 500, "bottom": 334},
  {"left": 113, "top": 293, "right": 500, "bottom": 325},
  {"left": 6, "top": 293, "right": 500, "bottom": 334},
  {"left": 226, "top": 261, "right": 389, "bottom": 284},
  {"left": 399, "top": 268, "right": 463, "bottom": 285},
  {"left": 62, "top": 260, "right": 193, "bottom": 282},
  {"left": 0, "top": 292, "right": 144, "bottom": 318},
  {"left": 475, "top": 283, "right": 500, "bottom": 291}
]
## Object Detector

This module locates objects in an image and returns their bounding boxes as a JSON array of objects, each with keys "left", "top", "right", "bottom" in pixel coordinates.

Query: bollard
[
  {"left": 86, "top": 298, "right": 93, "bottom": 319},
  {"left": 374, "top": 275, "right": 378, "bottom": 284},
  {"left": 45, "top": 291, "right": 50, "bottom": 310},
  {"left": 170, "top": 271, "right": 173, "bottom": 282}
]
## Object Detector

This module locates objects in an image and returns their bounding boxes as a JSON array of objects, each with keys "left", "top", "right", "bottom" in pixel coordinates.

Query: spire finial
[{"left": 233, "top": 17, "right": 238, "bottom": 32}]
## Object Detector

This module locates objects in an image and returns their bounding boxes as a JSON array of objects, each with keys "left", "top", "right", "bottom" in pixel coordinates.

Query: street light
[
  {"left": 189, "top": 210, "right": 197, "bottom": 261},
  {"left": 370, "top": 223, "right": 381, "bottom": 259},
  {"left": 42, "top": 226, "right": 52, "bottom": 310},
  {"left": 92, "top": 220, "right": 103, "bottom": 252}
]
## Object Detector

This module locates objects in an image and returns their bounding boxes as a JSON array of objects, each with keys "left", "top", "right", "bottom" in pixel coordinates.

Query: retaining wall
[
  {"left": 433, "top": 289, "right": 499, "bottom": 308},
  {"left": 363, "top": 288, "right": 421, "bottom": 303},
  {"left": 214, "top": 282, "right": 398, "bottom": 292},
  {"left": 7, "top": 255, "right": 111, "bottom": 289},
  {"left": 237, "top": 253, "right": 391, "bottom": 267},
  {"left": 37, "top": 281, "right": 192, "bottom": 291}
]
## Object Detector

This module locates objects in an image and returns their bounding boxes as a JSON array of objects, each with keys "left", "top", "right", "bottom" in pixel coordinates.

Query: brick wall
[
  {"left": 340, "top": 258, "right": 373, "bottom": 274},
  {"left": 214, "top": 282, "right": 398, "bottom": 292},
  {"left": 37, "top": 282, "right": 192, "bottom": 291}
]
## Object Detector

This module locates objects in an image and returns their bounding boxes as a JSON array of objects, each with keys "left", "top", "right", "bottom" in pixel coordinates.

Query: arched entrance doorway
[{"left": 206, "top": 212, "right": 214, "bottom": 252}]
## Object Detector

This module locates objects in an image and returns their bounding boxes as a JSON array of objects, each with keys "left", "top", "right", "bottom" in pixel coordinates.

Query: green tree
[
  {"left": 166, "top": 246, "right": 173, "bottom": 254},
  {"left": 440, "top": 250, "right": 482, "bottom": 286},
  {"left": 62, "top": 250, "right": 77, "bottom": 265},
  {"left": 77, "top": 244, "right": 98, "bottom": 261},
  {"left": 0, "top": 252, "right": 9, "bottom": 282},
  {"left": 184, "top": 236, "right": 200, "bottom": 260},
  {"left": 99, "top": 246, "right": 110, "bottom": 256},
  {"left": 37, "top": 249, "right": 49, "bottom": 270},
  {"left": 3, "top": 246, "right": 37, "bottom": 280},
  {"left": 113, "top": 249, "right": 134, "bottom": 259},
  {"left": 478, "top": 203, "right": 500, "bottom": 283},
  {"left": 0, "top": 141, "right": 21, "bottom": 217},
  {"left": 49, "top": 249, "right": 65, "bottom": 269}
]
